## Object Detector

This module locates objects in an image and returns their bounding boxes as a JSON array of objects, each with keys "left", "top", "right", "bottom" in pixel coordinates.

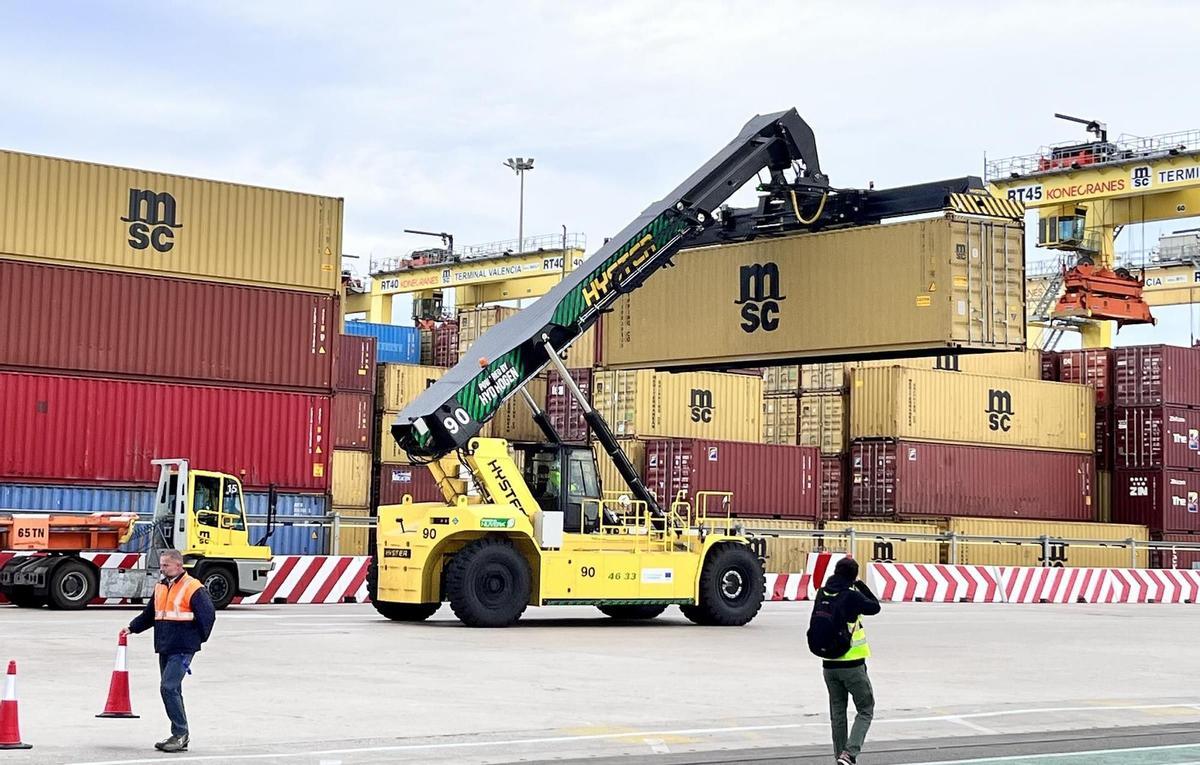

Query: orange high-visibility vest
[{"left": 154, "top": 573, "right": 203, "bottom": 622}]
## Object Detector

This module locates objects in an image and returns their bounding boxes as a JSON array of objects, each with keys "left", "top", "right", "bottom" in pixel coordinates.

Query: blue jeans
[{"left": 158, "top": 653, "right": 194, "bottom": 737}]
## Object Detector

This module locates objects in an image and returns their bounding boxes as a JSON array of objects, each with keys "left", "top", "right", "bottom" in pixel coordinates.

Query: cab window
[
  {"left": 221, "top": 479, "right": 246, "bottom": 531},
  {"left": 193, "top": 475, "right": 221, "bottom": 529}
]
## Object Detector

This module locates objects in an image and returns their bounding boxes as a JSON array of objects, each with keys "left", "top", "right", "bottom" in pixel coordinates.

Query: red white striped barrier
[
  {"left": 765, "top": 573, "right": 810, "bottom": 601},
  {"left": 1001, "top": 566, "right": 1109, "bottom": 604},
  {"left": 870, "top": 562, "right": 1003, "bottom": 603},
  {"left": 235, "top": 555, "right": 371, "bottom": 605}
]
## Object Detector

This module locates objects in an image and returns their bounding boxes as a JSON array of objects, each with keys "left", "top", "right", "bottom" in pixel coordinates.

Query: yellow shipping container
[
  {"left": 485, "top": 375, "right": 548, "bottom": 443},
  {"left": 1097, "top": 470, "right": 1112, "bottom": 524},
  {"left": 331, "top": 450, "right": 372, "bottom": 508},
  {"left": 0, "top": 150, "right": 341, "bottom": 292},
  {"left": 592, "top": 370, "right": 762, "bottom": 441},
  {"left": 798, "top": 392, "right": 848, "bottom": 455},
  {"left": 377, "top": 364, "right": 446, "bottom": 412},
  {"left": 592, "top": 439, "right": 647, "bottom": 495},
  {"left": 762, "top": 396, "right": 798, "bottom": 445},
  {"left": 850, "top": 366, "right": 1094, "bottom": 452},
  {"left": 848, "top": 349, "right": 1044, "bottom": 380},
  {"left": 333, "top": 507, "right": 372, "bottom": 556},
  {"left": 598, "top": 214, "right": 1024, "bottom": 369},
  {"left": 563, "top": 325, "right": 597, "bottom": 369},
  {"left": 822, "top": 521, "right": 945, "bottom": 565},
  {"left": 947, "top": 517, "right": 1148, "bottom": 568},
  {"left": 457, "top": 305, "right": 520, "bottom": 358},
  {"left": 764, "top": 366, "right": 801, "bottom": 395},
  {"left": 801, "top": 363, "right": 846, "bottom": 392}
]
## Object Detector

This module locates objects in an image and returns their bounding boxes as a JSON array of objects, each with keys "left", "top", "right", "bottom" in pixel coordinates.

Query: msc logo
[
  {"left": 121, "top": 188, "right": 183, "bottom": 253},
  {"left": 689, "top": 388, "right": 714, "bottom": 423},
  {"left": 986, "top": 388, "right": 1014, "bottom": 432},
  {"left": 1131, "top": 165, "right": 1152, "bottom": 190},
  {"left": 734, "top": 262, "right": 786, "bottom": 333}
]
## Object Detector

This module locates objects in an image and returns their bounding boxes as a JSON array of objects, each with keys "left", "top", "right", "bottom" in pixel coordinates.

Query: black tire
[
  {"left": 597, "top": 604, "right": 668, "bottom": 620},
  {"left": 7, "top": 587, "right": 45, "bottom": 609},
  {"left": 681, "top": 543, "right": 765, "bottom": 627},
  {"left": 373, "top": 601, "right": 441, "bottom": 621},
  {"left": 198, "top": 565, "right": 237, "bottom": 610},
  {"left": 444, "top": 537, "right": 531, "bottom": 627},
  {"left": 47, "top": 559, "right": 98, "bottom": 610}
]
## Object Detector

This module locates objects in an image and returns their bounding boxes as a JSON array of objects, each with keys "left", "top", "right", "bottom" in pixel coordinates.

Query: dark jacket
[
  {"left": 819, "top": 573, "right": 881, "bottom": 668},
  {"left": 129, "top": 575, "right": 216, "bottom": 655}
]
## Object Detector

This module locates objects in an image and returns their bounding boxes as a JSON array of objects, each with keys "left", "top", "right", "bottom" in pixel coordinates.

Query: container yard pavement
[{"left": 4, "top": 602, "right": 1200, "bottom": 764}]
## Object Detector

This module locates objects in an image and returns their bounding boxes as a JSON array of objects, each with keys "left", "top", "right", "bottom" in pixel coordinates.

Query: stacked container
[
  {"left": 331, "top": 335, "right": 377, "bottom": 554},
  {"left": 344, "top": 321, "right": 421, "bottom": 364},
  {"left": 0, "top": 149, "right": 343, "bottom": 555}
]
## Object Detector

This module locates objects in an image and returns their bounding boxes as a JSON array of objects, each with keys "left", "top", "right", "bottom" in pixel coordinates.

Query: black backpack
[{"left": 807, "top": 588, "right": 853, "bottom": 659}]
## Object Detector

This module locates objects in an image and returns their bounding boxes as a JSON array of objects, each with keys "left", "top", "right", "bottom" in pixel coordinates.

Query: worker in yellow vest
[
  {"left": 807, "top": 557, "right": 880, "bottom": 765},
  {"left": 122, "top": 549, "right": 216, "bottom": 753}
]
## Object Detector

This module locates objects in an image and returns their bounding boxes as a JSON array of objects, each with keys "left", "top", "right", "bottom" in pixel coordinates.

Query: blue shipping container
[
  {"left": 344, "top": 321, "right": 421, "bottom": 364},
  {"left": 0, "top": 484, "right": 329, "bottom": 556}
]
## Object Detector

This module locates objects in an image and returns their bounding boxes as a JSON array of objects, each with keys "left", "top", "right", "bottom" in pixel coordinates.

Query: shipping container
[
  {"left": 850, "top": 439, "right": 1095, "bottom": 521},
  {"left": 643, "top": 439, "right": 819, "bottom": 520},
  {"left": 1097, "top": 470, "right": 1112, "bottom": 523},
  {"left": 0, "top": 149, "right": 341, "bottom": 292},
  {"left": 1040, "top": 351, "right": 1060, "bottom": 381},
  {"left": 1057, "top": 350, "right": 1113, "bottom": 406},
  {"left": 432, "top": 321, "right": 460, "bottom": 367},
  {"left": 562, "top": 326, "right": 598, "bottom": 370},
  {"left": 377, "top": 464, "right": 446, "bottom": 505},
  {"left": 419, "top": 329, "right": 434, "bottom": 366},
  {"left": 1114, "top": 406, "right": 1200, "bottom": 469},
  {"left": 598, "top": 214, "right": 1025, "bottom": 369},
  {"left": 760, "top": 533, "right": 820, "bottom": 574},
  {"left": 798, "top": 392, "right": 848, "bottom": 455},
  {"left": 848, "top": 350, "right": 1046, "bottom": 381},
  {"left": 377, "top": 364, "right": 446, "bottom": 413},
  {"left": 344, "top": 322, "right": 421, "bottom": 365},
  {"left": 1113, "top": 469, "right": 1200, "bottom": 532},
  {"left": 331, "top": 450, "right": 372, "bottom": 508},
  {"left": 332, "top": 507, "right": 371, "bottom": 556},
  {"left": 1096, "top": 406, "right": 1113, "bottom": 471},
  {"left": 820, "top": 456, "right": 846, "bottom": 522},
  {"left": 457, "top": 306, "right": 519, "bottom": 358},
  {"left": 800, "top": 363, "right": 842, "bottom": 392},
  {"left": 765, "top": 366, "right": 801, "bottom": 395},
  {"left": 545, "top": 369, "right": 592, "bottom": 443},
  {"left": 591, "top": 370, "right": 762, "bottom": 441},
  {"left": 335, "top": 335, "right": 377, "bottom": 393},
  {"left": 592, "top": 439, "right": 646, "bottom": 496},
  {"left": 850, "top": 367, "right": 1095, "bottom": 453},
  {"left": 0, "top": 259, "right": 336, "bottom": 390},
  {"left": 333, "top": 393, "right": 373, "bottom": 451},
  {"left": 0, "top": 371, "right": 328, "bottom": 490},
  {"left": 377, "top": 412, "right": 408, "bottom": 464},
  {"left": 1113, "top": 345, "right": 1200, "bottom": 407},
  {"left": 762, "top": 396, "right": 798, "bottom": 445},
  {"left": 1150, "top": 532, "right": 1200, "bottom": 570},
  {"left": 946, "top": 518, "right": 1148, "bottom": 569},
  {"left": 820, "top": 520, "right": 944, "bottom": 565},
  {"left": 485, "top": 375, "right": 549, "bottom": 443}
]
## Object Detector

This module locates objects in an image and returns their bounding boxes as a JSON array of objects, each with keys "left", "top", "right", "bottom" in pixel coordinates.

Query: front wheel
[
  {"left": 681, "top": 543, "right": 765, "bottom": 626},
  {"left": 597, "top": 604, "right": 668, "bottom": 620},
  {"left": 198, "top": 565, "right": 237, "bottom": 610},
  {"left": 445, "top": 537, "right": 531, "bottom": 627}
]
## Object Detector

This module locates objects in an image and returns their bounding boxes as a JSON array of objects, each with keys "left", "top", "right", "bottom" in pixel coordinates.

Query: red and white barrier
[
  {"left": 235, "top": 555, "right": 371, "bottom": 605},
  {"left": 870, "top": 563, "right": 1002, "bottom": 603}
]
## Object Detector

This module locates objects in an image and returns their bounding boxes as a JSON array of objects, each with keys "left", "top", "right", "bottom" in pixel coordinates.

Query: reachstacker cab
[
  {"left": 369, "top": 108, "right": 1024, "bottom": 627},
  {"left": 0, "top": 459, "right": 273, "bottom": 610}
]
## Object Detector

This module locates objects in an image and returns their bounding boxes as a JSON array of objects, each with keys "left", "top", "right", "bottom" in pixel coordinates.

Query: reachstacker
[{"left": 370, "top": 108, "right": 1023, "bottom": 627}]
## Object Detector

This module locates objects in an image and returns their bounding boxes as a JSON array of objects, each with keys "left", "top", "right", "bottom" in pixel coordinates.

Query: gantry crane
[{"left": 988, "top": 114, "right": 1200, "bottom": 348}]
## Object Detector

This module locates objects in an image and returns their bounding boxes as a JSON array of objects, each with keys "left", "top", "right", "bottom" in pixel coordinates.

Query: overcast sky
[{"left": 3, "top": 2, "right": 1198, "bottom": 345}]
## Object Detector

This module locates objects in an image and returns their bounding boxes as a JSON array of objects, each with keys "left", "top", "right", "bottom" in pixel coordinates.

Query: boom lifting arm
[{"left": 391, "top": 108, "right": 1002, "bottom": 512}]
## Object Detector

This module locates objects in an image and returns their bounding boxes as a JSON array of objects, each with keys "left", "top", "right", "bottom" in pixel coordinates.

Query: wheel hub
[
  {"left": 205, "top": 574, "right": 230, "bottom": 601},
  {"left": 477, "top": 564, "right": 513, "bottom": 606},
  {"left": 61, "top": 571, "right": 88, "bottom": 601},
  {"left": 720, "top": 569, "right": 745, "bottom": 601}
]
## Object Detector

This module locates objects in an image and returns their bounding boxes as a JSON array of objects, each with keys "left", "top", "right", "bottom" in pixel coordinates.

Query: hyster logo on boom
[
  {"left": 121, "top": 188, "right": 183, "bottom": 253},
  {"left": 735, "top": 262, "right": 786, "bottom": 333},
  {"left": 986, "top": 388, "right": 1014, "bottom": 432},
  {"left": 690, "top": 388, "right": 715, "bottom": 423}
]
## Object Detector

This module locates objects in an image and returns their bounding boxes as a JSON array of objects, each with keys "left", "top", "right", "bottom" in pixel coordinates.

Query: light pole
[{"left": 503, "top": 157, "right": 534, "bottom": 253}]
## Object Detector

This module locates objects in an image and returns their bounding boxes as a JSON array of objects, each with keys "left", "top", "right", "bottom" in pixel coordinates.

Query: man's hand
[{"left": 119, "top": 627, "right": 131, "bottom": 639}]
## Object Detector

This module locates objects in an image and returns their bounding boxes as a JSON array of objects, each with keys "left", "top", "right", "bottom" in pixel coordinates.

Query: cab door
[
  {"left": 218, "top": 477, "right": 256, "bottom": 556},
  {"left": 188, "top": 473, "right": 226, "bottom": 555}
]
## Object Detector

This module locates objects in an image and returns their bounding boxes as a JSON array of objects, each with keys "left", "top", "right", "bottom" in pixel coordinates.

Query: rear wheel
[
  {"left": 47, "top": 560, "right": 98, "bottom": 610},
  {"left": 373, "top": 601, "right": 441, "bottom": 621},
  {"left": 680, "top": 543, "right": 765, "bottom": 627},
  {"left": 197, "top": 565, "right": 237, "bottom": 610},
  {"left": 445, "top": 537, "right": 531, "bottom": 627},
  {"left": 597, "top": 604, "right": 668, "bottom": 620}
]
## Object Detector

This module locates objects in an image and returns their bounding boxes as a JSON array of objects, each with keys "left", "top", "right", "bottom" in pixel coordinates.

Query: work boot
[
  {"left": 836, "top": 752, "right": 855, "bottom": 765},
  {"left": 155, "top": 735, "right": 189, "bottom": 753}
]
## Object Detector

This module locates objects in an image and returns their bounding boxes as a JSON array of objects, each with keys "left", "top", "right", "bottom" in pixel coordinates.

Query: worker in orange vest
[{"left": 121, "top": 549, "right": 216, "bottom": 753}]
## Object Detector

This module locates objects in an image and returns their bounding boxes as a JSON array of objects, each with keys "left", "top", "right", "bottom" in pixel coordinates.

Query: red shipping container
[
  {"left": 1057, "top": 349, "right": 1112, "bottom": 406},
  {"left": 1113, "top": 345, "right": 1200, "bottom": 407},
  {"left": 0, "top": 371, "right": 329, "bottom": 491},
  {"left": 820, "top": 455, "right": 845, "bottom": 522},
  {"left": 335, "top": 335, "right": 377, "bottom": 393},
  {"left": 0, "top": 259, "right": 335, "bottom": 391},
  {"left": 1114, "top": 406, "right": 1200, "bottom": 469},
  {"left": 1040, "top": 350, "right": 1060, "bottom": 381},
  {"left": 432, "top": 321, "right": 460, "bottom": 367},
  {"left": 1095, "top": 406, "right": 1113, "bottom": 470},
  {"left": 377, "top": 464, "right": 445, "bottom": 504},
  {"left": 1113, "top": 469, "right": 1200, "bottom": 532},
  {"left": 643, "top": 439, "right": 819, "bottom": 520},
  {"left": 849, "top": 439, "right": 1094, "bottom": 521},
  {"left": 1150, "top": 532, "right": 1200, "bottom": 570},
  {"left": 333, "top": 393, "right": 373, "bottom": 451},
  {"left": 545, "top": 369, "right": 592, "bottom": 443}
]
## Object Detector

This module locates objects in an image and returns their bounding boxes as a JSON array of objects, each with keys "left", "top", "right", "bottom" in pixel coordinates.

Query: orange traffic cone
[
  {"left": 0, "top": 661, "right": 32, "bottom": 749},
  {"left": 96, "top": 634, "right": 139, "bottom": 719}
]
